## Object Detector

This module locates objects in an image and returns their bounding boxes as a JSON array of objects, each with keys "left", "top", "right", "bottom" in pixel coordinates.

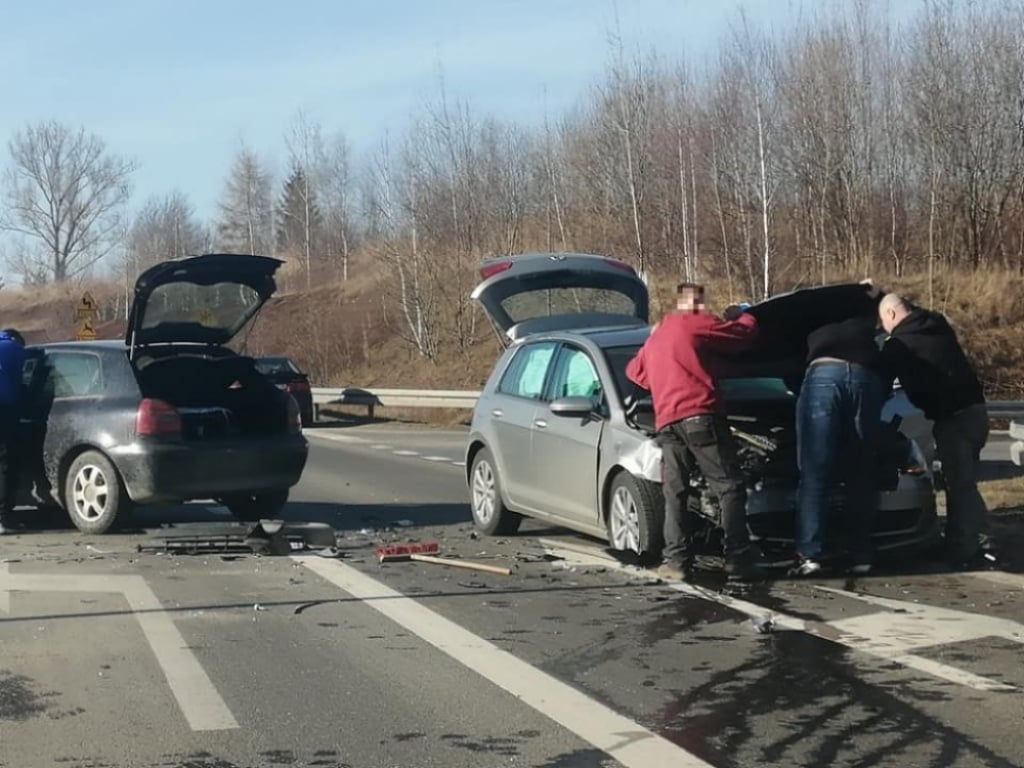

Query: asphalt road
[{"left": 1, "top": 422, "right": 1022, "bottom": 768}]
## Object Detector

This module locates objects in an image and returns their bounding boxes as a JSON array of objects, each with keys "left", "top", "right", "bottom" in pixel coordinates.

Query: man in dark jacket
[
  {"left": 625, "top": 283, "right": 767, "bottom": 581},
  {"left": 0, "top": 328, "right": 25, "bottom": 535},
  {"left": 878, "top": 294, "right": 993, "bottom": 568}
]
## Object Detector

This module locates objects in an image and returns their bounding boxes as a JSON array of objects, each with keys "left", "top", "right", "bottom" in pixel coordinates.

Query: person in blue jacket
[{"left": 0, "top": 328, "right": 26, "bottom": 535}]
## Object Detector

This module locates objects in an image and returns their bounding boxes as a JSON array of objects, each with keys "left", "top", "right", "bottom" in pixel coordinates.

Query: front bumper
[
  {"left": 110, "top": 435, "right": 309, "bottom": 504},
  {"left": 745, "top": 474, "right": 939, "bottom": 552}
]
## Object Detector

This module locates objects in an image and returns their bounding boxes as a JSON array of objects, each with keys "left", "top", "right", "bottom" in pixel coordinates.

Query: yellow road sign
[
  {"left": 76, "top": 292, "right": 99, "bottom": 322},
  {"left": 76, "top": 318, "right": 97, "bottom": 341}
]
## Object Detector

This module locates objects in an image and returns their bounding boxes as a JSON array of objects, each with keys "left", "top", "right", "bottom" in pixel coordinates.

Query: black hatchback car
[{"left": 14, "top": 253, "right": 309, "bottom": 534}]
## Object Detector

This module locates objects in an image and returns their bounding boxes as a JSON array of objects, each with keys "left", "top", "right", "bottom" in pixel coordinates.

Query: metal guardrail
[
  {"left": 312, "top": 386, "right": 1024, "bottom": 421},
  {"left": 312, "top": 387, "right": 481, "bottom": 418}
]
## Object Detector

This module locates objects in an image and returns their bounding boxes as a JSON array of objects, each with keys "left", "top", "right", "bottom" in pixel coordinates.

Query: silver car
[{"left": 464, "top": 253, "right": 939, "bottom": 564}]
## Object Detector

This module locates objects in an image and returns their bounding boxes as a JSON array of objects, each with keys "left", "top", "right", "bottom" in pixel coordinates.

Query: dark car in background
[
  {"left": 15, "top": 253, "right": 309, "bottom": 534},
  {"left": 255, "top": 356, "right": 314, "bottom": 426}
]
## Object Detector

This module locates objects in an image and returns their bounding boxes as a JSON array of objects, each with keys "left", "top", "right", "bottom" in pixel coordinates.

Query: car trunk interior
[{"left": 133, "top": 351, "right": 291, "bottom": 439}]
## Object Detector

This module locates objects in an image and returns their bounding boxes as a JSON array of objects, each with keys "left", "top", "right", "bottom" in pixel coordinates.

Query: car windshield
[
  {"left": 502, "top": 288, "right": 637, "bottom": 324},
  {"left": 603, "top": 344, "right": 644, "bottom": 400},
  {"left": 603, "top": 344, "right": 796, "bottom": 403},
  {"left": 255, "top": 357, "right": 300, "bottom": 375}
]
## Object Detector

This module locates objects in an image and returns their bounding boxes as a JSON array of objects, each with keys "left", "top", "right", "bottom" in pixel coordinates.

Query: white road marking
[
  {"left": 422, "top": 455, "right": 455, "bottom": 462},
  {"left": 539, "top": 541, "right": 1021, "bottom": 693},
  {"left": 392, "top": 449, "right": 419, "bottom": 456},
  {"left": 372, "top": 444, "right": 392, "bottom": 451},
  {"left": 297, "top": 555, "right": 714, "bottom": 768},
  {"left": 306, "top": 431, "right": 367, "bottom": 444},
  {"left": 451, "top": 461, "right": 465, "bottom": 467},
  {"left": 0, "top": 562, "right": 238, "bottom": 731}
]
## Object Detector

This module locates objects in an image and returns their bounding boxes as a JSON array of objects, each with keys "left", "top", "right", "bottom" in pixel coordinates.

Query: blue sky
[{"left": 0, "top": 0, "right": 920, "bottom": 225}]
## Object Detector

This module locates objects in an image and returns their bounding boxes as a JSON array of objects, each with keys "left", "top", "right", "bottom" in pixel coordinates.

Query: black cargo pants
[{"left": 656, "top": 413, "right": 751, "bottom": 564}]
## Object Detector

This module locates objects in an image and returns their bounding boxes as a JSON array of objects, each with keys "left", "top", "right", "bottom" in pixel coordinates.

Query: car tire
[
  {"left": 220, "top": 489, "right": 290, "bottom": 522},
  {"left": 469, "top": 447, "right": 522, "bottom": 536},
  {"left": 606, "top": 471, "right": 664, "bottom": 563},
  {"left": 64, "top": 450, "right": 131, "bottom": 535}
]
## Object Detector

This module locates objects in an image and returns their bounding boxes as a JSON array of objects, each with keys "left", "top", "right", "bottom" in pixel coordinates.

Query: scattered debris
[
  {"left": 458, "top": 581, "right": 489, "bottom": 589},
  {"left": 376, "top": 540, "right": 512, "bottom": 575},
  {"left": 136, "top": 520, "right": 337, "bottom": 556}
]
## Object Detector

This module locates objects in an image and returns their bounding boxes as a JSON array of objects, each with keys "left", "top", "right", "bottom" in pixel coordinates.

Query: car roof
[{"left": 32, "top": 340, "right": 128, "bottom": 352}]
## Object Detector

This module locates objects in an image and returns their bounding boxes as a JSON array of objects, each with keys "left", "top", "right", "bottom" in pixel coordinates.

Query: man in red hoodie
[{"left": 626, "top": 283, "right": 765, "bottom": 581}]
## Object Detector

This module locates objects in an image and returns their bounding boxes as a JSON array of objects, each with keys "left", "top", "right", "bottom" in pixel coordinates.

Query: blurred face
[
  {"left": 677, "top": 288, "right": 706, "bottom": 314},
  {"left": 879, "top": 304, "right": 900, "bottom": 334}
]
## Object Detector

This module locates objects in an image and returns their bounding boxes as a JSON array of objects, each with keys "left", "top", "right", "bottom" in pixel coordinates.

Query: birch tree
[{"left": 1, "top": 120, "right": 136, "bottom": 282}]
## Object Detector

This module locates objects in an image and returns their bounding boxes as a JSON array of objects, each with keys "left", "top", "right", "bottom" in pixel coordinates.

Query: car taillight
[
  {"left": 286, "top": 394, "right": 302, "bottom": 433},
  {"left": 285, "top": 380, "right": 310, "bottom": 394},
  {"left": 136, "top": 398, "right": 182, "bottom": 437},
  {"left": 899, "top": 465, "right": 926, "bottom": 475},
  {"left": 479, "top": 260, "right": 513, "bottom": 279}
]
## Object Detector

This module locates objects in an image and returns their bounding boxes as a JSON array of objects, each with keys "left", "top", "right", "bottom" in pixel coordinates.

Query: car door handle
[
  {"left": 534, "top": 419, "right": 548, "bottom": 428},
  {"left": 491, "top": 409, "right": 503, "bottom": 417}
]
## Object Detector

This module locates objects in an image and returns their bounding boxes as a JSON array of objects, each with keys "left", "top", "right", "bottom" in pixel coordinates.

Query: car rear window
[{"left": 501, "top": 288, "right": 637, "bottom": 324}]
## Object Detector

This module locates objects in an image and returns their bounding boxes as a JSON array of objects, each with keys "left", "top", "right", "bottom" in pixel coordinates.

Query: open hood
[
  {"left": 126, "top": 253, "right": 284, "bottom": 353},
  {"left": 740, "top": 282, "right": 882, "bottom": 360},
  {"left": 471, "top": 252, "right": 649, "bottom": 345},
  {"left": 715, "top": 282, "right": 882, "bottom": 384}
]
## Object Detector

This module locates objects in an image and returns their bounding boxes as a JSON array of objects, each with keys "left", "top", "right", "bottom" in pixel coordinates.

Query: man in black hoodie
[{"left": 877, "top": 294, "right": 993, "bottom": 568}]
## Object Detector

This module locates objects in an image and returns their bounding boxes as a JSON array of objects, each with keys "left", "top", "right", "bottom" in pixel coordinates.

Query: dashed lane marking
[
  {"left": 392, "top": 449, "right": 419, "bottom": 456},
  {"left": 296, "top": 555, "right": 714, "bottom": 768},
  {"left": 422, "top": 455, "right": 455, "bottom": 462},
  {"left": 539, "top": 540, "right": 1022, "bottom": 693}
]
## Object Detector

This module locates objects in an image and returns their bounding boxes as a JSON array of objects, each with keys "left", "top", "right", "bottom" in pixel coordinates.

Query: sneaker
[
  {"left": 724, "top": 546, "right": 768, "bottom": 580},
  {"left": 655, "top": 561, "right": 693, "bottom": 582},
  {"left": 791, "top": 558, "right": 822, "bottom": 577}
]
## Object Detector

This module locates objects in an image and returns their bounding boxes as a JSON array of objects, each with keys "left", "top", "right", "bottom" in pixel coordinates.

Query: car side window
[
  {"left": 46, "top": 352, "right": 104, "bottom": 398},
  {"left": 548, "top": 346, "right": 603, "bottom": 404},
  {"left": 497, "top": 342, "right": 558, "bottom": 400}
]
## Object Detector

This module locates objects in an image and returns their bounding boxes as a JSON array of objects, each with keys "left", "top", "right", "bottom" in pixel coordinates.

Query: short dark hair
[
  {"left": 676, "top": 282, "right": 704, "bottom": 297},
  {"left": 2, "top": 328, "right": 25, "bottom": 345}
]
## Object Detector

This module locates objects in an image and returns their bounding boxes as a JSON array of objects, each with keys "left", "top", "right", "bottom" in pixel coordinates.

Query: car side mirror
[{"left": 549, "top": 396, "right": 596, "bottom": 418}]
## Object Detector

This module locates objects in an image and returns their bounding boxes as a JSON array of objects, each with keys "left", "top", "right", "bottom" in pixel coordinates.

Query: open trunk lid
[
  {"left": 126, "top": 253, "right": 284, "bottom": 357},
  {"left": 471, "top": 252, "right": 649, "bottom": 346}
]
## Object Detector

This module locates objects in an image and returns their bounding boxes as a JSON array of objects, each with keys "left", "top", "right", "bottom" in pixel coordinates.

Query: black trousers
[
  {"left": 0, "top": 407, "right": 16, "bottom": 522},
  {"left": 656, "top": 413, "right": 751, "bottom": 563}
]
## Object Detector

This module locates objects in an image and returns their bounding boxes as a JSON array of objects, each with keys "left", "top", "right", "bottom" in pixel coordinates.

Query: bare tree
[
  {"left": 1, "top": 120, "right": 136, "bottom": 282},
  {"left": 316, "top": 131, "right": 355, "bottom": 281},
  {"left": 216, "top": 142, "right": 273, "bottom": 255},
  {"left": 126, "top": 191, "right": 210, "bottom": 279},
  {"left": 282, "top": 111, "right": 326, "bottom": 288}
]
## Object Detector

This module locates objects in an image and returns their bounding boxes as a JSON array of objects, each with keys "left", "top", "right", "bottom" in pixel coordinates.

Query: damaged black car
[{"left": 14, "top": 253, "right": 309, "bottom": 534}]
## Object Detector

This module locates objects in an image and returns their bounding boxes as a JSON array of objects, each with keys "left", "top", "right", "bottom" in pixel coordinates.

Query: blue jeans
[{"left": 796, "top": 361, "right": 885, "bottom": 561}]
